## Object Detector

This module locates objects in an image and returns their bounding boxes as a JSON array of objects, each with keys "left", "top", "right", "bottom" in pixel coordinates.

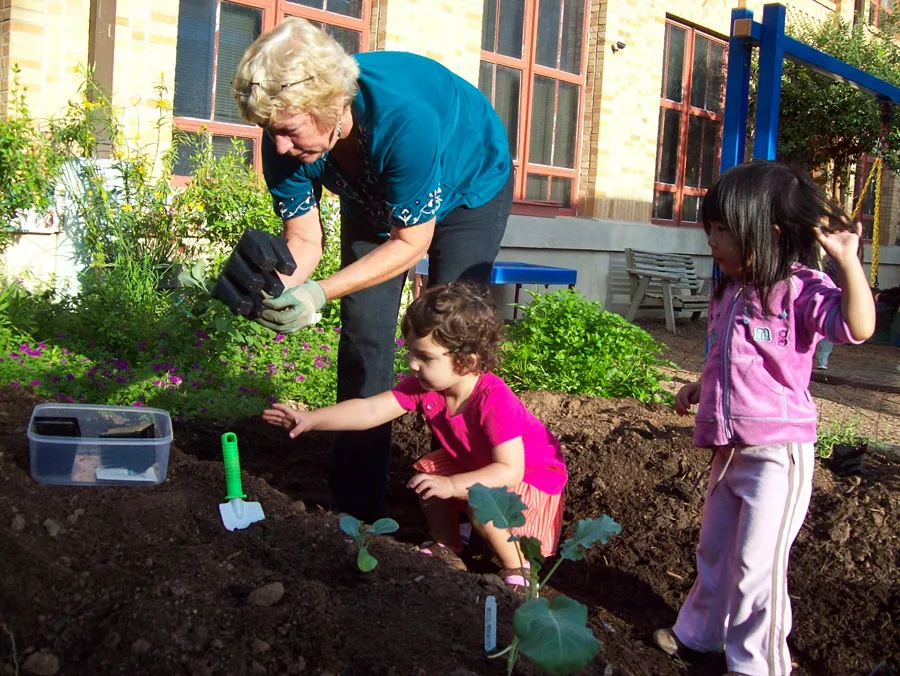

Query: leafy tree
[{"left": 766, "top": 12, "right": 900, "bottom": 202}]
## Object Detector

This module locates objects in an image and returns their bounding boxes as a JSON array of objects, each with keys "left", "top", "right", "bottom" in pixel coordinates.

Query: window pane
[
  {"left": 287, "top": 0, "right": 323, "bottom": 9},
  {"left": 497, "top": 0, "right": 525, "bottom": 58},
  {"left": 559, "top": 0, "right": 585, "bottom": 74},
  {"left": 690, "top": 36, "right": 709, "bottom": 110},
  {"left": 215, "top": 3, "right": 263, "bottom": 125},
  {"left": 700, "top": 118, "right": 721, "bottom": 188},
  {"left": 535, "top": 0, "right": 562, "bottom": 68},
  {"left": 173, "top": 0, "right": 216, "bottom": 119},
  {"left": 495, "top": 66, "right": 521, "bottom": 159},
  {"left": 529, "top": 75, "right": 554, "bottom": 165},
  {"left": 479, "top": 63, "right": 521, "bottom": 160},
  {"left": 325, "top": 0, "right": 362, "bottom": 18},
  {"left": 325, "top": 25, "right": 361, "bottom": 53},
  {"left": 553, "top": 81, "right": 578, "bottom": 168},
  {"left": 550, "top": 176, "right": 572, "bottom": 208},
  {"left": 653, "top": 190, "right": 675, "bottom": 220},
  {"left": 482, "top": 0, "right": 498, "bottom": 51},
  {"left": 655, "top": 107, "right": 681, "bottom": 185},
  {"left": 663, "top": 24, "right": 686, "bottom": 102},
  {"left": 707, "top": 42, "right": 725, "bottom": 113},
  {"left": 682, "top": 194, "right": 701, "bottom": 223},
  {"left": 684, "top": 116, "right": 703, "bottom": 188},
  {"left": 526, "top": 174, "right": 549, "bottom": 200},
  {"left": 173, "top": 133, "right": 254, "bottom": 176}
]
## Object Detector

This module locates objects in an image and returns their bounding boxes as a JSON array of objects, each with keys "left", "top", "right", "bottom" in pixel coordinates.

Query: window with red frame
[
  {"left": 477, "top": 0, "right": 590, "bottom": 211},
  {"left": 869, "top": 0, "right": 895, "bottom": 27},
  {"left": 855, "top": 154, "right": 878, "bottom": 240},
  {"left": 171, "top": 0, "right": 368, "bottom": 181},
  {"left": 653, "top": 20, "right": 726, "bottom": 226}
]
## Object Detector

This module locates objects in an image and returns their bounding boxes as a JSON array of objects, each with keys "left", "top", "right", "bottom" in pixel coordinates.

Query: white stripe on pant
[{"left": 672, "top": 442, "right": 814, "bottom": 676}]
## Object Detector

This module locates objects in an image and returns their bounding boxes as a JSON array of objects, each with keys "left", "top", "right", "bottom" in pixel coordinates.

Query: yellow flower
[{"left": 122, "top": 204, "right": 133, "bottom": 212}]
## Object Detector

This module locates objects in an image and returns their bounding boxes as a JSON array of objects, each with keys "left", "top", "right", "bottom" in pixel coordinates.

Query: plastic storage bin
[{"left": 28, "top": 404, "right": 172, "bottom": 486}]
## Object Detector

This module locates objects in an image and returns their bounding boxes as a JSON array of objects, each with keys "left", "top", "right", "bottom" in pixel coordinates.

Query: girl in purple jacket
[{"left": 654, "top": 161, "right": 875, "bottom": 676}]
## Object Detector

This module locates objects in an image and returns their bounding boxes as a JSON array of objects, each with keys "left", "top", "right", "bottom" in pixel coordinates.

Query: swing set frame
[{"left": 719, "top": 3, "right": 900, "bottom": 285}]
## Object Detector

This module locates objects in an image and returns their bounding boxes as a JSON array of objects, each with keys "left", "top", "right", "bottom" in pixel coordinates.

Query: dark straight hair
[{"left": 701, "top": 160, "right": 849, "bottom": 314}]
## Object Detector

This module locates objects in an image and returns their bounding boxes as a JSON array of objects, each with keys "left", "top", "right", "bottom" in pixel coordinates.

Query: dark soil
[{"left": 1, "top": 385, "right": 897, "bottom": 676}]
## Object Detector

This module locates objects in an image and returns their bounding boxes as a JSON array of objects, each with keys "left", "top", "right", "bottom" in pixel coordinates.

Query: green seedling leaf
[
  {"left": 560, "top": 516, "right": 621, "bottom": 562},
  {"left": 513, "top": 597, "right": 600, "bottom": 675},
  {"left": 519, "top": 536, "right": 545, "bottom": 568},
  {"left": 357, "top": 548, "right": 378, "bottom": 572},
  {"left": 339, "top": 515, "right": 362, "bottom": 540},
  {"left": 368, "top": 517, "right": 399, "bottom": 535},
  {"left": 468, "top": 483, "right": 527, "bottom": 529}
]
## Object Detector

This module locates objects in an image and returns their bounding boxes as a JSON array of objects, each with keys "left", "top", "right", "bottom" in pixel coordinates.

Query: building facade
[{"left": 2, "top": 0, "right": 899, "bottom": 305}]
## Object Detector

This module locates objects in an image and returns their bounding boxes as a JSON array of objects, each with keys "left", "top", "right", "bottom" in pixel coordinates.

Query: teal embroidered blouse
[{"left": 262, "top": 51, "right": 511, "bottom": 233}]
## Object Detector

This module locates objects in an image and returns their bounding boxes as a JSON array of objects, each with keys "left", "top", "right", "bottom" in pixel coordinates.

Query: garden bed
[{"left": 0, "top": 384, "right": 897, "bottom": 676}]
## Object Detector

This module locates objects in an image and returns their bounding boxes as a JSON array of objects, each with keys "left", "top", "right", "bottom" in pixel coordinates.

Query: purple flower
[
  {"left": 60, "top": 358, "right": 68, "bottom": 365},
  {"left": 66, "top": 374, "right": 74, "bottom": 381},
  {"left": 62, "top": 348, "right": 71, "bottom": 356},
  {"left": 294, "top": 374, "right": 306, "bottom": 382},
  {"left": 267, "top": 395, "right": 277, "bottom": 404},
  {"left": 132, "top": 401, "right": 147, "bottom": 407},
  {"left": 239, "top": 386, "right": 249, "bottom": 394},
  {"left": 320, "top": 345, "right": 331, "bottom": 352},
  {"left": 52, "top": 376, "right": 61, "bottom": 383},
  {"left": 137, "top": 341, "right": 147, "bottom": 351},
  {"left": 10, "top": 381, "right": 20, "bottom": 388},
  {"left": 315, "top": 327, "right": 324, "bottom": 333},
  {"left": 302, "top": 343, "right": 310, "bottom": 350},
  {"left": 116, "top": 376, "right": 127, "bottom": 384},
  {"left": 200, "top": 406, "right": 208, "bottom": 414},
  {"left": 275, "top": 334, "right": 285, "bottom": 343},
  {"left": 30, "top": 379, "right": 41, "bottom": 387},
  {"left": 195, "top": 331, "right": 210, "bottom": 341},
  {"left": 334, "top": 327, "right": 342, "bottom": 333},
  {"left": 169, "top": 375, "right": 182, "bottom": 386},
  {"left": 396, "top": 338, "right": 405, "bottom": 346},
  {"left": 192, "top": 381, "right": 201, "bottom": 388},
  {"left": 153, "top": 379, "right": 163, "bottom": 387}
]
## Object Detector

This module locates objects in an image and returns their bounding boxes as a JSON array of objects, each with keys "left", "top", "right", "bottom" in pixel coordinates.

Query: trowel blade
[{"left": 219, "top": 498, "right": 265, "bottom": 531}]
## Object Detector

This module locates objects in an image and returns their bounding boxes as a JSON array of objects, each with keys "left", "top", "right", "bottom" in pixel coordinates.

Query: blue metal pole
[
  {"left": 720, "top": 8, "right": 754, "bottom": 172},
  {"left": 753, "top": 3, "right": 787, "bottom": 160}
]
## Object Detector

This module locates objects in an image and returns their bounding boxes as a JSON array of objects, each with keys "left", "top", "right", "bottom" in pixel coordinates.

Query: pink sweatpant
[{"left": 673, "top": 442, "right": 814, "bottom": 676}]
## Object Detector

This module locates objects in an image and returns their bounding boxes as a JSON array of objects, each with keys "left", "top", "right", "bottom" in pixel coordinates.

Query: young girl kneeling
[
  {"left": 655, "top": 161, "right": 875, "bottom": 676},
  {"left": 263, "top": 282, "right": 568, "bottom": 587}
]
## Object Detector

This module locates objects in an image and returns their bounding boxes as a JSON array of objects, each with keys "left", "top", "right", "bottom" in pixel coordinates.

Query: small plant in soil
[
  {"left": 468, "top": 483, "right": 622, "bottom": 675},
  {"left": 339, "top": 515, "right": 399, "bottom": 572}
]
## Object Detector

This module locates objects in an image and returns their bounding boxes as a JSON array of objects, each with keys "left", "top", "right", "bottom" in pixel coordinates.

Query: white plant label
[{"left": 484, "top": 595, "right": 497, "bottom": 652}]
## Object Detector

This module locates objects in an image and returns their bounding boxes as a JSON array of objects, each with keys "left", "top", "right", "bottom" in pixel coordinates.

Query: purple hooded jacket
[{"left": 695, "top": 263, "right": 863, "bottom": 447}]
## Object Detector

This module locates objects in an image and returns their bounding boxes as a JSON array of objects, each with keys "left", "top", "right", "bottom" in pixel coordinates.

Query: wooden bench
[{"left": 624, "top": 248, "right": 711, "bottom": 334}]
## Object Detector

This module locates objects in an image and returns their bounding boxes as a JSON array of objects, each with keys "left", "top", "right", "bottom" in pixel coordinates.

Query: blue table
[{"left": 414, "top": 258, "right": 577, "bottom": 318}]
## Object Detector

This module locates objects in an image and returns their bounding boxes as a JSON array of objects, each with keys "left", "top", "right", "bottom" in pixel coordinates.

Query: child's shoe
[
  {"left": 498, "top": 565, "right": 531, "bottom": 590},
  {"left": 417, "top": 541, "right": 467, "bottom": 571},
  {"left": 652, "top": 628, "right": 699, "bottom": 658}
]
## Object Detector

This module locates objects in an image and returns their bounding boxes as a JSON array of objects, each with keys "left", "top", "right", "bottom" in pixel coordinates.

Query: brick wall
[{"left": 378, "top": 0, "right": 483, "bottom": 85}]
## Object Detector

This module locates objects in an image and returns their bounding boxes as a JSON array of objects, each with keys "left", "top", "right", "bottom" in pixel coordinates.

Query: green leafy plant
[
  {"left": 339, "top": 515, "right": 399, "bottom": 572},
  {"left": 500, "top": 289, "right": 673, "bottom": 404},
  {"left": 468, "top": 483, "right": 621, "bottom": 675},
  {"left": 816, "top": 418, "right": 870, "bottom": 459},
  {"left": 0, "top": 67, "right": 65, "bottom": 255}
]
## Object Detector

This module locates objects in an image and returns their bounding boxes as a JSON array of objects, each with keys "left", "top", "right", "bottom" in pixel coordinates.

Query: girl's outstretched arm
[
  {"left": 816, "top": 222, "right": 876, "bottom": 341},
  {"left": 262, "top": 391, "right": 407, "bottom": 439}
]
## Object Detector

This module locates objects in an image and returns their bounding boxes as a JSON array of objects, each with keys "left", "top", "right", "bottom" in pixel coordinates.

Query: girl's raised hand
[
  {"left": 815, "top": 219, "right": 861, "bottom": 266},
  {"left": 262, "top": 403, "right": 313, "bottom": 438}
]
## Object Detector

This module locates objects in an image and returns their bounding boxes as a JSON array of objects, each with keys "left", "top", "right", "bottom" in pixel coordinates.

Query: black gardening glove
[{"left": 212, "top": 229, "right": 297, "bottom": 318}]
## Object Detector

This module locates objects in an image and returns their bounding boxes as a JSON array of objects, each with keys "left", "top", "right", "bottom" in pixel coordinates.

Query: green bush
[
  {"left": 0, "top": 70, "right": 64, "bottom": 254},
  {"left": 499, "top": 289, "right": 673, "bottom": 404}
]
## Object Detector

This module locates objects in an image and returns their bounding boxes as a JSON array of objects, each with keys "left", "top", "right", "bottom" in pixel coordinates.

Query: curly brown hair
[{"left": 401, "top": 282, "right": 504, "bottom": 374}]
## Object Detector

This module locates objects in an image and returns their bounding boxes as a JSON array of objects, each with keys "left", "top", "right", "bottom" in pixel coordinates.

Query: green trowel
[{"left": 219, "top": 432, "right": 265, "bottom": 531}]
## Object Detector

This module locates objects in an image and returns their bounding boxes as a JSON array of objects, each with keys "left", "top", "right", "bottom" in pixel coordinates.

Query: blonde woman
[{"left": 232, "top": 18, "right": 513, "bottom": 522}]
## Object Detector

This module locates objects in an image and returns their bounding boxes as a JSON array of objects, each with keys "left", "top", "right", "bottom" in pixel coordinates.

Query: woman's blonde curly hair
[{"left": 232, "top": 17, "right": 359, "bottom": 130}]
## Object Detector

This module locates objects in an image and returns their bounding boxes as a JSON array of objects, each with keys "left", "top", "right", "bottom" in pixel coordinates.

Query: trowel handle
[{"left": 221, "top": 432, "right": 247, "bottom": 500}]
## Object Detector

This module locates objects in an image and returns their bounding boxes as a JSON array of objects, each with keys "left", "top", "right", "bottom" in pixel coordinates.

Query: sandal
[
  {"left": 499, "top": 566, "right": 531, "bottom": 589},
  {"left": 418, "top": 541, "right": 467, "bottom": 571}
]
